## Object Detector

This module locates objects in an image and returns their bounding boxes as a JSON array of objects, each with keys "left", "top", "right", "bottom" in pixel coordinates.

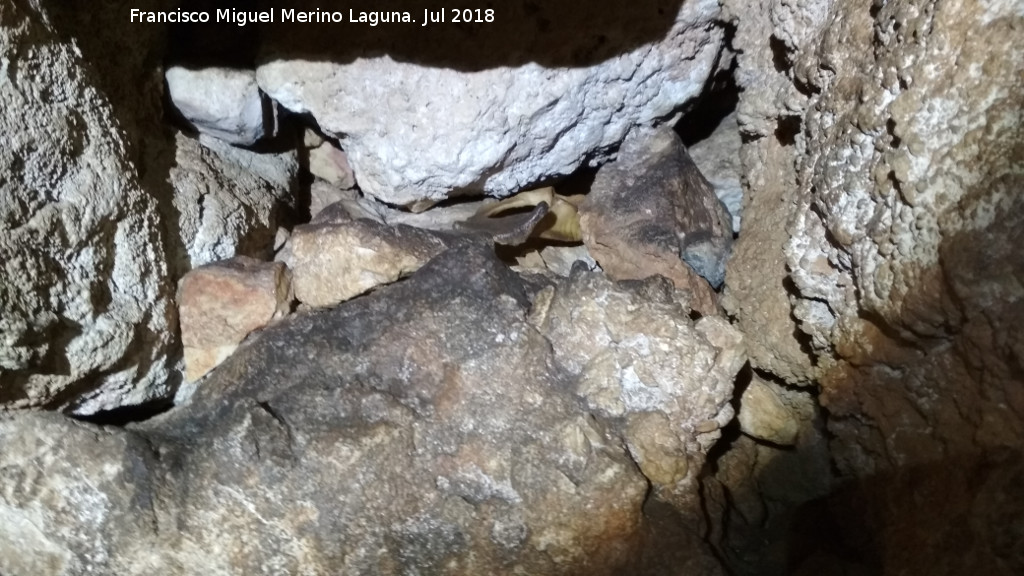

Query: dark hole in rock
[{"left": 775, "top": 115, "right": 802, "bottom": 146}]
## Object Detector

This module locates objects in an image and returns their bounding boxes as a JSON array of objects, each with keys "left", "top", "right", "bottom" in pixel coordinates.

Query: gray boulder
[
  {"left": 0, "top": 1, "right": 175, "bottom": 414},
  {"left": 256, "top": 0, "right": 726, "bottom": 205}
]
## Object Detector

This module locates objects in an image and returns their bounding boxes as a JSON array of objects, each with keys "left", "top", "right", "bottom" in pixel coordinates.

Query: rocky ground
[{"left": 1, "top": 0, "right": 1022, "bottom": 574}]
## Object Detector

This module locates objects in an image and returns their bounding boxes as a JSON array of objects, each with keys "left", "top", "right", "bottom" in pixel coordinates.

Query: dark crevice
[
  {"left": 676, "top": 47, "right": 739, "bottom": 147},
  {"left": 775, "top": 116, "right": 802, "bottom": 146},
  {"left": 72, "top": 397, "right": 176, "bottom": 427},
  {"left": 769, "top": 35, "right": 790, "bottom": 73},
  {"left": 885, "top": 117, "right": 902, "bottom": 148},
  {"left": 780, "top": 275, "right": 821, "bottom": 361}
]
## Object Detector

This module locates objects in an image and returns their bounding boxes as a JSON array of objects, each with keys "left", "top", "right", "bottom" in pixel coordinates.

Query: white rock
[
  {"left": 689, "top": 112, "right": 743, "bottom": 232},
  {"left": 257, "top": 0, "right": 724, "bottom": 205},
  {"left": 166, "top": 66, "right": 271, "bottom": 146}
]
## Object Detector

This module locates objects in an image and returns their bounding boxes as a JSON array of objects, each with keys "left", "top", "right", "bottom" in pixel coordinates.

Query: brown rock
[
  {"left": 716, "top": 0, "right": 1024, "bottom": 571},
  {"left": 532, "top": 269, "right": 745, "bottom": 510},
  {"left": 737, "top": 377, "right": 802, "bottom": 446},
  {"left": 156, "top": 245, "right": 656, "bottom": 574},
  {"left": 287, "top": 219, "right": 461, "bottom": 308},
  {"left": 308, "top": 141, "right": 356, "bottom": 189},
  {"left": 177, "top": 256, "right": 292, "bottom": 381},
  {"left": 580, "top": 127, "right": 732, "bottom": 316}
]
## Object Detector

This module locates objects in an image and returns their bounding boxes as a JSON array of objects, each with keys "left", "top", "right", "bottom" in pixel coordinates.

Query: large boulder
[
  {"left": 0, "top": 244, "right": 746, "bottom": 574},
  {"left": 0, "top": 1, "right": 175, "bottom": 414},
  {"left": 256, "top": 0, "right": 726, "bottom": 205}
]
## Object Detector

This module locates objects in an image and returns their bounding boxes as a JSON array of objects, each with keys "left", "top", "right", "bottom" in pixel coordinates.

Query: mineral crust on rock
[{"left": 256, "top": 0, "right": 725, "bottom": 205}]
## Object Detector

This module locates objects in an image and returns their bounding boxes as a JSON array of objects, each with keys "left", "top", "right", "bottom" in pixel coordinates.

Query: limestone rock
[
  {"left": 0, "top": 412, "right": 162, "bottom": 576},
  {"left": 177, "top": 257, "right": 292, "bottom": 382},
  {"left": 0, "top": 245, "right": 731, "bottom": 574},
  {"left": 308, "top": 141, "right": 356, "bottom": 189},
  {"left": 165, "top": 66, "right": 272, "bottom": 146},
  {"left": 256, "top": 0, "right": 725, "bottom": 205},
  {"left": 718, "top": 0, "right": 1024, "bottom": 571},
  {"left": 580, "top": 127, "right": 732, "bottom": 316},
  {"left": 532, "top": 270, "right": 745, "bottom": 506},
  {"left": 689, "top": 111, "right": 743, "bottom": 232},
  {"left": 539, "top": 244, "right": 598, "bottom": 277},
  {"left": 308, "top": 181, "right": 355, "bottom": 221},
  {"left": 154, "top": 244, "right": 658, "bottom": 574},
  {"left": 737, "top": 377, "right": 801, "bottom": 446},
  {"left": 777, "top": 0, "right": 1023, "bottom": 470},
  {"left": 0, "top": 2, "right": 175, "bottom": 414},
  {"left": 287, "top": 219, "right": 461, "bottom": 307},
  {"left": 170, "top": 132, "right": 298, "bottom": 269},
  {"left": 717, "top": 0, "right": 818, "bottom": 384}
]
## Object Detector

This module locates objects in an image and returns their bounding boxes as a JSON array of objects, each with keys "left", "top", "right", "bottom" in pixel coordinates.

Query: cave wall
[
  {"left": 0, "top": 0, "right": 178, "bottom": 414},
  {"left": 723, "top": 0, "right": 1023, "bottom": 570}
]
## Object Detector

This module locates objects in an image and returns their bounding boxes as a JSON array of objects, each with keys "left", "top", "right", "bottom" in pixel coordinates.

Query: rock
[
  {"left": 531, "top": 270, "right": 745, "bottom": 506},
  {"left": 579, "top": 127, "right": 732, "bottom": 316},
  {"left": 153, "top": 245, "right": 659, "bottom": 573},
  {"left": 769, "top": 0, "right": 1023, "bottom": 469},
  {"left": 689, "top": 111, "right": 743, "bottom": 232},
  {"left": 177, "top": 256, "right": 292, "bottom": 382},
  {"left": 539, "top": 244, "right": 598, "bottom": 277},
  {"left": 308, "top": 181, "right": 356, "bottom": 220},
  {"left": 0, "top": 412, "right": 162, "bottom": 576},
  {"left": 704, "top": 427, "right": 834, "bottom": 576},
  {"left": 0, "top": 2, "right": 175, "bottom": 414},
  {"left": 378, "top": 198, "right": 489, "bottom": 232},
  {"left": 717, "top": 0, "right": 1024, "bottom": 571},
  {"left": 308, "top": 141, "right": 356, "bottom": 189},
  {"left": 287, "top": 219, "right": 462, "bottom": 307},
  {"left": 718, "top": 0, "right": 817, "bottom": 385},
  {"left": 256, "top": 0, "right": 726, "bottom": 205},
  {"left": 165, "top": 66, "right": 272, "bottom": 146},
  {"left": 0, "top": 245, "right": 732, "bottom": 574},
  {"left": 170, "top": 132, "right": 299, "bottom": 269},
  {"left": 736, "top": 377, "right": 802, "bottom": 446}
]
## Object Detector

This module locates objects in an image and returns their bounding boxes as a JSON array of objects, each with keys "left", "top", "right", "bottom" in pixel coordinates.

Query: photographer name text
[{"left": 129, "top": 8, "right": 496, "bottom": 27}]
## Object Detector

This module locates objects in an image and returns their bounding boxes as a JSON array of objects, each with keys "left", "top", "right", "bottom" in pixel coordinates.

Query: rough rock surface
[
  {"left": 0, "top": 413, "right": 163, "bottom": 576},
  {"left": 783, "top": 0, "right": 1024, "bottom": 474},
  {"left": 736, "top": 376, "right": 803, "bottom": 446},
  {"left": 689, "top": 111, "right": 743, "bottom": 232},
  {"left": 0, "top": 2, "right": 175, "bottom": 414},
  {"left": 0, "top": 245, "right": 739, "bottom": 574},
  {"left": 165, "top": 66, "right": 272, "bottom": 146},
  {"left": 256, "top": 0, "right": 725, "bottom": 205},
  {"left": 718, "top": 0, "right": 1024, "bottom": 571},
  {"left": 285, "top": 219, "right": 464, "bottom": 308},
  {"left": 170, "top": 132, "right": 298, "bottom": 270},
  {"left": 308, "top": 140, "right": 356, "bottom": 189},
  {"left": 533, "top": 270, "right": 745, "bottom": 509},
  {"left": 177, "top": 257, "right": 292, "bottom": 382},
  {"left": 580, "top": 127, "right": 732, "bottom": 316}
]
